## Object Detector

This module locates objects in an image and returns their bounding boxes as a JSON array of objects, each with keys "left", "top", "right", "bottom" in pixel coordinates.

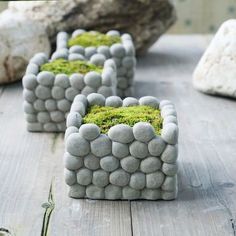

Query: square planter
[
  {"left": 22, "top": 53, "right": 116, "bottom": 132},
  {"left": 64, "top": 93, "right": 179, "bottom": 200},
  {"left": 54, "top": 29, "right": 136, "bottom": 98}
]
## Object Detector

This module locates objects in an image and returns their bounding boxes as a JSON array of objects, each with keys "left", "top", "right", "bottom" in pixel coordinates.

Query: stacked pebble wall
[
  {"left": 64, "top": 93, "right": 179, "bottom": 200},
  {"left": 54, "top": 29, "right": 136, "bottom": 98},
  {"left": 23, "top": 53, "right": 117, "bottom": 132}
]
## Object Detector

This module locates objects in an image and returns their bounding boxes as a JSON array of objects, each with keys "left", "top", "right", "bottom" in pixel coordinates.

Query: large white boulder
[
  {"left": 193, "top": 20, "right": 236, "bottom": 98},
  {"left": 0, "top": 10, "right": 50, "bottom": 84}
]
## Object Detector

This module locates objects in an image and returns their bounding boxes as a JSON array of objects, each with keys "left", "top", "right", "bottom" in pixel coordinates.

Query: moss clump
[
  {"left": 40, "top": 59, "right": 102, "bottom": 75},
  {"left": 83, "top": 105, "right": 163, "bottom": 134},
  {"left": 68, "top": 32, "right": 121, "bottom": 47}
]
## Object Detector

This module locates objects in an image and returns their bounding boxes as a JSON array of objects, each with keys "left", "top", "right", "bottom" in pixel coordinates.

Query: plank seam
[{"left": 129, "top": 202, "right": 134, "bottom": 236}]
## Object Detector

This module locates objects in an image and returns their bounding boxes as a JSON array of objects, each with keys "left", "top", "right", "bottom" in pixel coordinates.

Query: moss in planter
[
  {"left": 40, "top": 59, "right": 102, "bottom": 75},
  {"left": 83, "top": 105, "right": 163, "bottom": 134},
  {"left": 68, "top": 32, "right": 121, "bottom": 47}
]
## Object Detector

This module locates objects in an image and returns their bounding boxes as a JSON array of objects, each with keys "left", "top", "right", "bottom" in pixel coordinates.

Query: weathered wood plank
[{"left": 131, "top": 35, "right": 236, "bottom": 236}]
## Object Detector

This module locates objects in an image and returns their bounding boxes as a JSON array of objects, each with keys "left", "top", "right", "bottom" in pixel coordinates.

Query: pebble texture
[
  {"left": 23, "top": 53, "right": 116, "bottom": 132},
  {"left": 64, "top": 94, "right": 179, "bottom": 200},
  {"left": 54, "top": 29, "right": 136, "bottom": 98}
]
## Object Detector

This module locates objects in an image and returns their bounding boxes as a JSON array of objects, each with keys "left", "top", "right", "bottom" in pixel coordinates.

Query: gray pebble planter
[
  {"left": 22, "top": 53, "right": 116, "bottom": 132},
  {"left": 64, "top": 93, "right": 179, "bottom": 200},
  {"left": 54, "top": 29, "right": 136, "bottom": 98}
]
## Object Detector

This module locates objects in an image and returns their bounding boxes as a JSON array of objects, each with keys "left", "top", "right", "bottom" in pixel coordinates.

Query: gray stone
[
  {"left": 102, "top": 68, "right": 114, "bottom": 86},
  {"left": 87, "top": 93, "right": 105, "bottom": 106},
  {"left": 161, "top": 190, "right": 177, "bottom": 200},
  {"left": 97, "top": 86, "right": 113, "bottom": 98},
  {"left": 69, "top": 45, "right": 85, "bottom": 55},
  {"left": 161, "top": 144, "right": 178, "bottom": 164},
  {"left": 23, "top": 89, "right": 37, "bottom": 103},
  {"left": 57, "top": 99, "right": 71, "bottom": 112},
  {"left": 148, "top": 137, "right": 166, "bottom": 156},
  {"left": 35, "top": 85, "right": 51, "bottom": 100},
  {"left": 57, "top": 122, "right": 66, "bottom": 132},
  {"left": 129, "top": 141, "right": 148, "bottom": 159},
  {"left": 65, "top": 126, "right": 79, "bottom": 140},
  {"left": 25, "top": 63, "right": 39, "bottom": 75},
  {"left": 112, "top": 142, "right": 129, "bottom": 158},
  {"left": 68, "top": 53, "right": 85, "bottom": 61},
  {"left": 109, "top": 169, "right": 130, "bottom": 186},
  {"left": 108, "top": 124, "right": 134, "bottom": 143},
  {"left": 65, "top": 87, "right": 79, "bottom": 101},
  {"left": 69, "top": 184, "right": 86, "bottom": 198},
  {"left": 84, "top": 71, "right": 101, "bottom": 88},
  {"left": 72, "top": 29, "right": 86, "bottom": 38},
  {"left": 43, "top": 123, "right": 57, "bottom": 132},
  {"left": 24, "top": 101, "right": 35, "bottom": 114},
  {"left": 76, "top": 168, "right": 92, "bottom": 186},
  {"left": 161, "top": 108, "right": 177, "bottom": 118},
  {"left": 51, "top": 86, "right": 65, "bottom": 100},
  {"left": 69, "top": 73, "right": 85, "bottom": 90},
  {"left": 81, "top": 86, "right": 96, "bottom": 96},
  {"left": 140, "top": 156, "right": 161, "bottom": 173},
  {"left": 120, "top": 156, "right": 140, "bottom": 173},
  {"left": 105, "top": 59, "right": 116, "bottom": 70},
  {"left": 100, "top": 156, "right": 119, "bottom": 172},
  {"left": 163, "top": 115, "right": 178, "bottom": 126},
  {"left": 162, "top": 163, "right": 178, "bottom": 176},
  {"left": 45, "top": 99, "right": 57, "bottom": 111},
  {"left": 64, "top": 168, "right": 76, "bottom": 186},
  {"left": 92, "top": 169, "right": 109, "bottom": 187},
  {"left": 117, "top": 77, "right": 128, "bottom": 89},
  {"left": 37, "top": 71, "right": 54, "bottom": 86},
  {"left": 86, "top": 185, "right": 105, "bottom": 199},
  {"left": 25, "top": 114, "right": 37, "bottom": 123},
  {"left": 64, "top": 152, "right": 83, "bottom": 170},
  {"left": 90, "top": 134, "right": 112, "bottom": 157},
  {"left": 123, "top": 97, "right": 139, "bottom": 107},
  {"left": 70, "top": 101, "right": 85, "bottom": 116},
  {"left": 133, "top": 122, "right": 155, "bottom": 143},
  {"left": 33, "top": 99, "right": 46, "bottom": 111},
  {"left": 107, "top": 30, "right": 120, "bottom": 37},
  {"left": 122, "top": 186, "right": 140, "bottom": 199},
  {"left": 110, "top": 44, "right": 125, "bottom": 58},
  {"left": 122, "top": 56, "right": 136, "bottom": 68},
  {"left": 54, "top": 74, "right": 70, "bottom": 88},
  {"left": 141, "top": 188, "right": 161, "bottom": 200},
  {"left": 84, "top": 154, "right": 100, "bottom": 170},
  {"left": 22, "top": 74, "right": 38, "bottom": 90},
  {"left": 90, "top": 53, "right": 106, "bottom": 66},
  {"left": 162, "top": 175, "right": 177, "bottom": 192},
  {"left": 30, "top": 53, "right": 48, "bottom": 66},
  {"left": 105, "top": 184, "right": 122, "bottom": 200},
  {"left": 51, "top": 51, "right": 68, "bottom": 60},
  {"left": 105, "top": 96, "right": 123, "bottom": 107},
  {"left": 80, "top": 124, "right": 100, "bottom": 141},
  {"left": 129, "top": 172, "right": 146, "bottom": 190},
  {"left": 37, "top": 112, "right": 51, "bottom": 123},
  {"left": 73, "top": 94, "right": 88, "bottom": 107},
  {"left": 139, "top": 96, "right": 159, "bottom": 109},
  {"left": 66, "top": 112, "right": 82, "bottom": 128},
  {"left": 85, "top": 47, "right": 97, "bottom": 59},
  {"left": 50, "top": 111, "right": 64, "bottom": 122},
  {"left": 27, "top": 122, "right": 43, "bottom": 131},
  {"left": 159, "top": 100, "right": 174, "bottom": 109},
  {"left": 117, "top": 67, "right": 127, "bottom": 77},
  {"left": 97, "top": 46, "right": 111, "bottom": 59},
  {"left": 66, "top": 133, "right": 90, "bottom": 156},
  {"left": 146, "top": 171, "right": 165, "bottom": 188}
]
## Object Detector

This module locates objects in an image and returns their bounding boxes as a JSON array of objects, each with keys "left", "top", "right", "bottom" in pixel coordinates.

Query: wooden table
[{"left": 1, "top": 35, "right": 236, "bottom": 236}]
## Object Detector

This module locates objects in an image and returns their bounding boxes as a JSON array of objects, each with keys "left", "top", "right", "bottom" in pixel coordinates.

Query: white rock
[{"left": 193, "top": 20, "right": 236, "bottom": 98}]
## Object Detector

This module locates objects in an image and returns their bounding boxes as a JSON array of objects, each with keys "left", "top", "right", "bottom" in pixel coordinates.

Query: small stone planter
[
  {"left": 54, "top": 29, "right": 136, "bottom": 98},
  {"left": 64, "top": 93, "right": 179, "bottom": 200},
  {"left": 22, "top": 53, "right": 116, "bottom": 132}
]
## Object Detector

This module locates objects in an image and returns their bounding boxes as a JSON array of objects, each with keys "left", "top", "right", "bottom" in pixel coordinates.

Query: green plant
[
  {"left": 83, "top": 105, "right": 163, "bottom": 134},
  {"left": 68, "top": 32, "right": 121, "bottom": 47},
  {"left": 40, "top": 59, "right": 102, "bottom": 75}
]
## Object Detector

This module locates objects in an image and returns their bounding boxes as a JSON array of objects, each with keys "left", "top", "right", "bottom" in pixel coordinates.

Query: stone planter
[
  {"left": 64, "top": 93, "right": 178, "bottom": 200},
  {"left": 22, "top": 53, "right": 116, "bottom": 132},
  {"left": 54, "top": 30, "right": 136, "bottom": 98}
]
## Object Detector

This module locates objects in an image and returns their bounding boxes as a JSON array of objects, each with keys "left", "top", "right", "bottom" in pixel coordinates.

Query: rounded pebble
[
  {"left": 162, "top": 163, "right": 178, "bottom": 176},
  {"left": 84, "top": 71, "right": 101, "bottom": 88},
  {"left": 51, "top": 86, "right": 65, "bottom": 100},
  {"left": 108, "top": 124, "right": 134, "bottom": 143},
  {"left": 23, "top": 89, "right": 37, "bottom": 103},
  {"left": 100, "top": 156, "right": 119, "bottom": 172},
  {"left": 37, "top": 71, "right": 54, "bottom": 86},
  {"left": 90, "top": 134, "right": 112, "bottom": 157},
  {"left": 146, "top": 171, "right": 165, "bottom": 188},
  {"left": 80, "top": 124, "right": 100, "bottom": 140},
  {"left": 37, "top": 112, "right": 51, "bottom": 123},
  {"left": 76, "top": 168, "right": 92, "bottom": 186},
  {"left": 112, "top": 142, "right": 129, "bottom": 159},
  {"left": 122, "top": 186, "right": 140, "bottom": 199},
  {"left": 72, "top": 29, "right": 86, "bottom": 38},
  {"left": 64, "top": 169, "right": 76, "bottom": 186},
  {"left": 161, "top": 145, "right": 178, "bottom": 164},
  {"left": 73, "top": 94, "right": 88, "bottom": 107},
  {"left": 85, "top": 47, "right": 97, "bottom": 59},
  {"left": 86, "top": 185, "right": 105, "bottom": 199},
  {"left": 26, "top": 63, "right": 39, "bottom": 75},
  {"left": 163, "top": 115, "right": 178, "bottom": 126},
  {"left": 140, "top": 156, "right": 161, "bottom": 173},
  {"left": 159, "top": 100, "right": 174, "bottom": 109},
  {"left": 66, "top": 133, "right": 90, "bottom": 156},
  {"left": 90, "top": 54, "right": 106, "bottom": 66},
  {"left": 65, "top": 87, "right": 79, "bottom": 101},
  {"left": 54, "top": 74, "right": 70, "bottom": 88},
  {"left": 139, "top": 96, "right": 159, "bottom": 109},
  {"left": 129, "top": 141, "right": 148, "bottom": 159},
  {"left": 33, "top": 99, "right": 46, "bottom": 111},
  {"left": 122, "top": 56, "right": 136, "bottom": 68},
  {"left": 64, "top": 152, "right": 83, "bottom": 170},
  {"left": 92, "top": 170, "right": 109, "bottom": 187},
  {"left": 70, "top": 101, "right": 85, "bottom": 116},
  {"left": 22, "top": 74, "right": 37, "bottom": 90},
  {"left": 24, "top": 101, "right": 35, "bottom": 114},
  {"left": 133, "top": 122, "right": 155, "bottom": 143},
  {"left": 69, "top": 53, "right": 85, "bottom": 61},
  {"left": 35, "top": 85, "right": 51, "bottom": 100},
  {"left": 43, "top": 123, "right": 57, "bottom": 132},
  {"left": 69, "top": 184, "right": 86, "bottom": 198},
  {"left": 50, "top": 111, "right": 65, "bottom": 122},
  {"left": 109, "top": 169, "right": 130, "bottom": 186},
  {"left": 110, "top": 44, "right": 125, "bottom": 58},
  {"left": 105, "top": 96, "right": 123, "bottom": 107},
  {"left": 65, "top": 126, "right": 79, "bottom": 140},
  {"left": 84, "top": 154, "right": 100, "bottom": 170},
  {"left": 123, "top": 97, "right": 138, "bottom": 107},
  {"left": 102, "top": 68, "right": 114, "bottom": 86},
  {"left": 97, "top": 86, "right": 113, "bottom": 98},
  {"left": 57, "top": 99, "right": 71, "bottom": 112},
  {"left": 141, "top": 188, "right": 161, "bottom": 200},
  {"left": 27, "top": 123, "right": 43, "bottom": 131},
  {"left": 66, "top": 112, "right": 82, "bottom": 128},
  {"left": 148, "top": 137, "right": 166, "bottom": 156},
  {"left": 106, "top": 30, "right": 120, "bottom": 37},
  {"left": 25, "top": 114, "right": 37, "bottom": 123},
  {"left": 45, "top": 99, "right": 57, "bottom": 111},
  {"left": 69, "top": 73, "right": 85, "bottom": 90},
  {"left": 120, "top": 156, "right": 140, "bottom": 173},
  {"left": 129, "top": 172, "right": 146, "bottom": 190},
  {"left": 161, "top": 190, "right": 177, "bottom": 200},
  {"left": 69, "top": 45, "right": 85, "bottom": 55},
  {"left": 105, "top": 184, "right": 122, "bottom": 200},
  {"left": 81, "top": 86, "right": 96, "bottom": 96},
  {"left": 161, "top": 176, "right": 177, "bottom": 192},
  {"left": 87, "top": 93, "right": 105, "bottom": 106},
  {"left": 97, "top": 46, "right": 111, "bottom": 58}
]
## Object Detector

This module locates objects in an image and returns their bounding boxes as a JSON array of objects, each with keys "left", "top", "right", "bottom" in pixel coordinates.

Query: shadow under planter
[
  {"left": 54, "top": 30, "right": 136, "bottom": 98},
  {"left": 64, "top": 93, "right": 179, "bottom": 200},
  {"left": 22, "top": 53, "right": 117, "bottom": 132}
]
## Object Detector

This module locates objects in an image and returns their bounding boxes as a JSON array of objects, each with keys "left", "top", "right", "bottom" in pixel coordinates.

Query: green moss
[
  {"left": 83, "top": 105, "right": 163, "bottom": 134},
  {"left": 40, "top": 59, "right": 102, "bottom": 75},
  {"left": 68, "top": 32, "right": 121, "bottom": 47}
]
